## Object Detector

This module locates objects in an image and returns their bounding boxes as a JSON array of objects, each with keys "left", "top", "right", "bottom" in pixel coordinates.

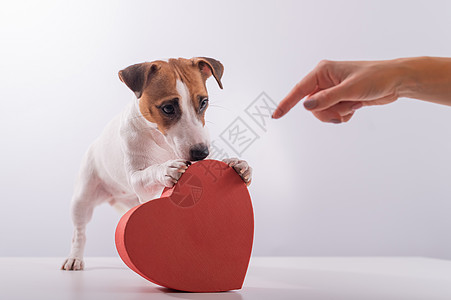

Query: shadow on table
[
  {"left": 99, "top": 285, "right": 243, "bottom": 299},
  {"left": 158, "top": 287, "right": 243, "bottom": 300},
  {"left": 159, "top": 286, "right": 319, "bottom": 300}
]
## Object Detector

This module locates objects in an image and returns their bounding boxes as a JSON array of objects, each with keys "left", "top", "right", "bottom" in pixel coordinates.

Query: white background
[{"left": 1, "top": 0, "right": 450, "bottom": 258}]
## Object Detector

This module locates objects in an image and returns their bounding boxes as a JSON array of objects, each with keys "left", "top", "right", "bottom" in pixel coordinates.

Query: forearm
[{"left": 397, "top": 56, "right": 451, "bottom": 106}]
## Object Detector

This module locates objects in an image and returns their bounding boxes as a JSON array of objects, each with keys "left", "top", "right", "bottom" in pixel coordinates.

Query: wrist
[
  {"left": 392, "top": 56, "right": 439, "bottom": 99},
  {"left": 390, "top": 57, "right": 418, "bottom": 99}
]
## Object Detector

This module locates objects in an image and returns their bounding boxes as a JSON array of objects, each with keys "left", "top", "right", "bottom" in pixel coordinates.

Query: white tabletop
[{"left": 1, "top": 257, "right": 451, "bottom": 300}]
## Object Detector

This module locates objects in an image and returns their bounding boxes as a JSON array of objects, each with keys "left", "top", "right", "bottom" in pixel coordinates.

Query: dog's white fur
[{"left": 62, "top": 80, "right": 252, "bottom": 271}]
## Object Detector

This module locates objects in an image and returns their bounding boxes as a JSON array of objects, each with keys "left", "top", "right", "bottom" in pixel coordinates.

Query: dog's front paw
[
  {"left": 222, "top": 158, "right": 252, "bottom": 186},
  {"left": 160, "top": 159, "right": 191, "bottom": 187},
  {"left": 61, "top": 257, "right": 84, "bottom": 271}
]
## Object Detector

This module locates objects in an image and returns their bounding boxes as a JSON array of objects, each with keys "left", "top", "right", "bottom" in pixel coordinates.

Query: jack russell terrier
[{"left": 62, "top": 57, "right": 252, "bottom": 271}]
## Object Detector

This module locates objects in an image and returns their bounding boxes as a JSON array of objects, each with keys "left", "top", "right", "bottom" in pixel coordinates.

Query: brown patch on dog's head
[{"left": 118, "top": 57, "right": 224, "bottom": 134}]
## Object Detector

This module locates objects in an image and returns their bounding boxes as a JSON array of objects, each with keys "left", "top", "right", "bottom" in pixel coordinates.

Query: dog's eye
[
  {"left": 199, "top": 98, "right": 209, "bottom": 112},
  {"left": 161, "top": 104, "right": 175, "bottom": 115}
]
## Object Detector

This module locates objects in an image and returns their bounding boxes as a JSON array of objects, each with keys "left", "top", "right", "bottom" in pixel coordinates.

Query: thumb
[{"left": 303, "top": 83, "right": 348, "bottom": 111}]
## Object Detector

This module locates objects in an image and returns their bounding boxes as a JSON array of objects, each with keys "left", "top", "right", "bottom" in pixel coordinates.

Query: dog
[{"left": 61, "top": 57, "right": 252, "bottom": 271}]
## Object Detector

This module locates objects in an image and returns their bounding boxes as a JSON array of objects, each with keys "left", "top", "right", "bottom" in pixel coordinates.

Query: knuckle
[
  {"left": 320, "top": 90, "right": 331, "bottom": 102},
  {"left": 317, "top": 59, "right": 332, "bottom": 69}
]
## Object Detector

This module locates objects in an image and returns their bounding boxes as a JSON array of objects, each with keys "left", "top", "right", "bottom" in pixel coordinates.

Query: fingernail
[
  {"left": 351, "top": 103, "right": 363, "bottom": 111},
  {"left": 330, "top": 119, "right": 341, "bottom": 124},
  {"left": 303, "top": 98, "right": 317, "bottom": 110},
  {"left": 186, "top": 161, "right": 192, "bottom": 166},
  {"left": 272, "top": 109, "right": 281, "bottom": 119}
]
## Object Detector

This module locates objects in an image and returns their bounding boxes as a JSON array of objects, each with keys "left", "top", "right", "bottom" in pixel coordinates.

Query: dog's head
[{"left": 118, "top": 57, "right": 223, "bottom": 161}]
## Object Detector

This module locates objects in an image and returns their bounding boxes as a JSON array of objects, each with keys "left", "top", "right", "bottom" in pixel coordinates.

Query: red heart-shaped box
[{"left": 115, "top": 159, "right": 254, "bottom": 292}]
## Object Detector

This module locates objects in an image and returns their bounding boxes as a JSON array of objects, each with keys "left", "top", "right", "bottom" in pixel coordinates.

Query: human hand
[{"left": 272, "top": 59, "right": 405, "bottom": 123}]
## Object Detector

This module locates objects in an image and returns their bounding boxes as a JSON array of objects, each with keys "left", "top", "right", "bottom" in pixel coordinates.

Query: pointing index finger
[{"left": 272, "top": 70, "right": 318, "bottom": 119}]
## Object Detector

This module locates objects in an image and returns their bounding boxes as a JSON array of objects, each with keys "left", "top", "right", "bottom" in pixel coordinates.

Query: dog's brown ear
[
  {"left": 118, "top": 63, "right": 159, "bottom": 98},
  {"left": 193, "top": 57, "right": 224, "bottom": 89}
]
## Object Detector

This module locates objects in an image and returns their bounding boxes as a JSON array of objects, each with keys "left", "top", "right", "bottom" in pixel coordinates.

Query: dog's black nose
[{"left": 189, "top": 144, "right": 209, "bottom": 161}]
